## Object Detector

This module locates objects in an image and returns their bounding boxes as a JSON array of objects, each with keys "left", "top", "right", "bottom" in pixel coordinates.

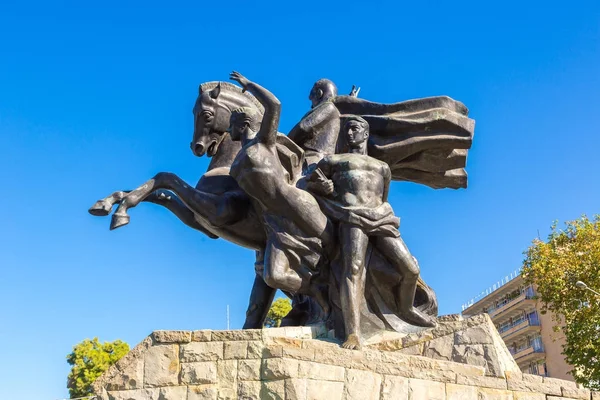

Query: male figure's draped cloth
[
  {"left": 316, "top": 198, "right": 400, "bottom": 238},
  {"left": 332, "top": 95, "right": 475, "bottom": 189}
]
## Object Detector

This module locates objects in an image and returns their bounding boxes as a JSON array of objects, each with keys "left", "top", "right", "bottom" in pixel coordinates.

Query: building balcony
[
  {"left": 510, "top": 344, "right": 545, "bottom": 365},
  {"left": 488, "top": 291, "right": 536, "bottom": 322},
  {"left": 499, "top": 319, "right": 542, "bottom": 341}
]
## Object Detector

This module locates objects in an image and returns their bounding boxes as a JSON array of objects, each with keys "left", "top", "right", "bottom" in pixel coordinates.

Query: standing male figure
[
  {"left": 308, "top": 115, "right": 436, "bottom": 349},
  {"left": 288, "top": 79, "right": 341, "bottom": 168}
]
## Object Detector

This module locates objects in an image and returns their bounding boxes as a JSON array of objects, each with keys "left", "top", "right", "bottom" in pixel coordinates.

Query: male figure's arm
[
  {"left": 306, "top": 156, "right": 335, "bottom": 196},
  {"left": 288, "top": 102, "right": 338, "bottom": 144}
]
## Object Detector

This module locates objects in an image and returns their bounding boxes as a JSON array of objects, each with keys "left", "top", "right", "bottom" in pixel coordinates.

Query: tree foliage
[
  {"left": 264, "top": 297, "right": 292, "bottom": 327},
  {"left": 66, "top": 338, "right": 130, "bottom": 398},
  {"left": 522, "top": 215, "right": 600, "bottom": 389}
]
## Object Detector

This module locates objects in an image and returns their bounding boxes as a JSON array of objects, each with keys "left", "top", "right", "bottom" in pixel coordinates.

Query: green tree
[
  {"left": 66, "top": 338, "right": 130, "bottom": 398},
  {"left": 264, "top": 297, "right": 292, "bottom": 327},
  {"left": 522, "top": 215, "right": 600, "bottom": 389}
]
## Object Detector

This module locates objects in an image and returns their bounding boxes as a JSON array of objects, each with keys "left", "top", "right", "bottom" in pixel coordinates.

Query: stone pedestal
[{"left": 92, "top": 314, "right": 596, "bottom": 400}]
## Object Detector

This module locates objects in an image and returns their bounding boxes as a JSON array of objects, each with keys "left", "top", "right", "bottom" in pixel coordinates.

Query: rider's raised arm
[{"left": 245, "top": 81, "right": 281, "bottom": 146}]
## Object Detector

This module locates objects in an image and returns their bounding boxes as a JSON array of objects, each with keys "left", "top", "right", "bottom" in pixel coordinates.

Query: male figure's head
[
  {"left": 229, "top": 107, "right": 261, "bottom": 144},
  {"left": 309, "top": 79, "right": 337, "bottom": 109},
  {"left": 343, "top": 116, "right": 369, "bottom": 154}
]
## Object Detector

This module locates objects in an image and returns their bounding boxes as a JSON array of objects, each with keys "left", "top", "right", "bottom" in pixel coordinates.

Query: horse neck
[{"left": 207, "top": 133, "right": 241, "bottom": 170}]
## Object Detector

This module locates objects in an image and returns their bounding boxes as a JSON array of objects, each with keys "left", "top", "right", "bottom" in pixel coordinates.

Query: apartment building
[{"left": 462, "top": 273, "right": 573, "bottom": 381}]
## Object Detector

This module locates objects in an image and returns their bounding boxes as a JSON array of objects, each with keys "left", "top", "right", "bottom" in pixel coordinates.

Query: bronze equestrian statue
[{"left": 89, "top": 71, "right": 475, "bottom": 348}]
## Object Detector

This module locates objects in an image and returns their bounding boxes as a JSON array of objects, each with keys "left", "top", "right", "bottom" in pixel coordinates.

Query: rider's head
[
  {"left": 343, "top": 115, "right": 369, "bottom": 152},
  {"left": 229, "top": 107, "right": 261, "bottom": 142},
  {"left": 309, "top": 79, "right": 337, "bottom": 109}
]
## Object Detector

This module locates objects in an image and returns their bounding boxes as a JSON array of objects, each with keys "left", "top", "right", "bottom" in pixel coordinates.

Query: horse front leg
[
  {"left": 144, "top": 190, "right": 218, "bottom": 239},
  {"left": 89, "top": 191, "right": 130, "bottom": 216},
  {"left": 106, "top": 172, "right": 247, "bottom": 230}
]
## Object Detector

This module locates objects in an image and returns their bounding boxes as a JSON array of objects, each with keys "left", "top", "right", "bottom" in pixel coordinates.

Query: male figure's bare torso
[{"left": 323, "top": 154, "right": 390, "bottom": 208}]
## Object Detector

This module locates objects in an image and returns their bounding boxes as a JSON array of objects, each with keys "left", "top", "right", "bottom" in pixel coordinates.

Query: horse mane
[{"left": 199, "top": 81, "right": 265, "bottom": 114}]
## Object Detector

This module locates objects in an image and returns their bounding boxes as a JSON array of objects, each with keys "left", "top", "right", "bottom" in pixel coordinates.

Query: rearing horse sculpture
[{"left": 90, "top": 82, "right": 282, "bottom": 328}]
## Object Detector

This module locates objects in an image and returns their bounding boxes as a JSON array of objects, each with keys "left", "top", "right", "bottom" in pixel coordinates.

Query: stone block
[
  {"left": 297, "top": 360, "right": 345, "bottom": 381},
  {"left": 105, "top": 358, "right": 144, "bottom": 391},
  {"left": 381, "top": 375, "right": 409, "bottom": 400},
  {"left": 217, "top": 360, "right": 237, "bottom": 389},
  {"left": 482, "top": 344, "right": 503, "bottom": 377},
  {"left": 285, "top": 378, "right": 308, "bottom": 400},
  {"left": 192, "top": 330, "right": 212, "bottom": 342},
  {"left": 261, "top": 358, "right": 299, "bottom": 380},
  {"left": 212, "top": 329, "right": 262, "bottom": 341},
  {"left": 187, "top": 384, "right": 218, "bottom": 400},
  {"left": 384, "top": 351, "right": 486, "bottom": 378},
  {"left": 477, "top": 388, "right": 514, "bottom": 399},
  {"left": 180, "top": 362, "right": 218, "bottom": 385},
  {"left": 181, "top": 342, "right": 223, "bottom": 362},
  {"left": 373, "top": 357, "right": 463, "bottom": 383},
  {"left": 446, "top": 383, "right": 478, "bottom": 400},
  {"left": 238, "top": 381, "right": 261, "bottom": 400},
  {"left": 522, "top": 374, "right": 543, "bottom": 383},
  {"left": 452, "top": 344, "right": 487, "bottom": 370},
  {"left": 408, "top": 378, "right": 445, "bottom": 399},
  {"left": 504, "top": 370, "right": 523, "bottom": 381},
  {"left": 267, "top": 336, "right": 304, "bottom": 349},
  {"left": 247, "top": 342, "right": 282, "bottom": 359},
  {"left": 506, "top": 374, "right": 562, "bottom": 396},
  {"left": 398, "top": 343, "right": 424, "bottom": 356},
  {"left": 157, "top": 386, "right": 187, "bottom": 399},
  {"left": 143, "top": 344, "right": 179, "bottom": 387},
  {"left": 217, "top": 387, "right": 237, "bottom": 400},
  {"left": 561, "top": 385, "right": 591, "bottom": 399},
  {"left": 439, "top": 314, "right": 464, "bottom": 322},
  {"left": 345, "top": 369, "right": 381, "bottom": 400},
  {"left": 107, "top": 389, "right": 158, "bottom": 400},
  {"left": 238, "top": 359, "right": 261, "bottom": 381},
  {"left": 512, "top": 392, "right": 545, "bottom": 400},
  {"left": 301, "top": 338, "right": 340, "bottom": 351},
  {"left": 455, "top": 326, "right": 494, "bottom": 345},
  {"left": 224, "top": 341, "right": 248, "bottom": 359},
  {"left": 115, "top": 337, "right": 154, "bottom": 373},
  {"left": 152, "top": 330, "right": 191, "bottom": 344},
  {"left": 260, "top": 380, "right": 285, "bottom": 399},
  {"left": 306, "top": 380, "right": 343, "bottom": 400},
  {"left": 456, "top": 374, "right": 507, "bottom": 390},
  {"left": 283, "top": 346, "right": 315, "bottom": 361},
  {"left": 423, "top": 334, "right": 453, "bottom": 360},
  {"left": 246, "top": 341, "right": 265, "bottom": 359}
]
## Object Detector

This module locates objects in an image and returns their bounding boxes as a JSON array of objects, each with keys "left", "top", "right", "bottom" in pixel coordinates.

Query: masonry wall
[{"left": 92, "top": 318, "right": 598, "bottom": 400}]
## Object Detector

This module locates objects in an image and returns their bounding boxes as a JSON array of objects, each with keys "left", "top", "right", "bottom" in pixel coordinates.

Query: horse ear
[
  {"left": 209, "top": 83, "right": 221, "bottom": 99},
  {"left": 198, "top": 84, "right": 203, "bottom": 95}
]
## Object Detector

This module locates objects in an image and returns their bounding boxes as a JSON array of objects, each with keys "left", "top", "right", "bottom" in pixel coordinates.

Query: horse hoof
[
  {"left": 110, "top": 214, "right": 130, "bottom": 230},
  {"left": 89, "top": 200, "right": 112, "bottom": 216}
]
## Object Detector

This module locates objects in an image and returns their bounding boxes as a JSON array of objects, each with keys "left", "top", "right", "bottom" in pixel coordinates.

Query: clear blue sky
[{"left": 1, "top": 1, "right": 599, "bottom": 398}]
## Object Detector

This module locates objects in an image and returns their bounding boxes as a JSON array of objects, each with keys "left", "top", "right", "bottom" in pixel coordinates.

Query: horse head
[{"left": 191, "top": 81, "right": 263, "bottom": 158}]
